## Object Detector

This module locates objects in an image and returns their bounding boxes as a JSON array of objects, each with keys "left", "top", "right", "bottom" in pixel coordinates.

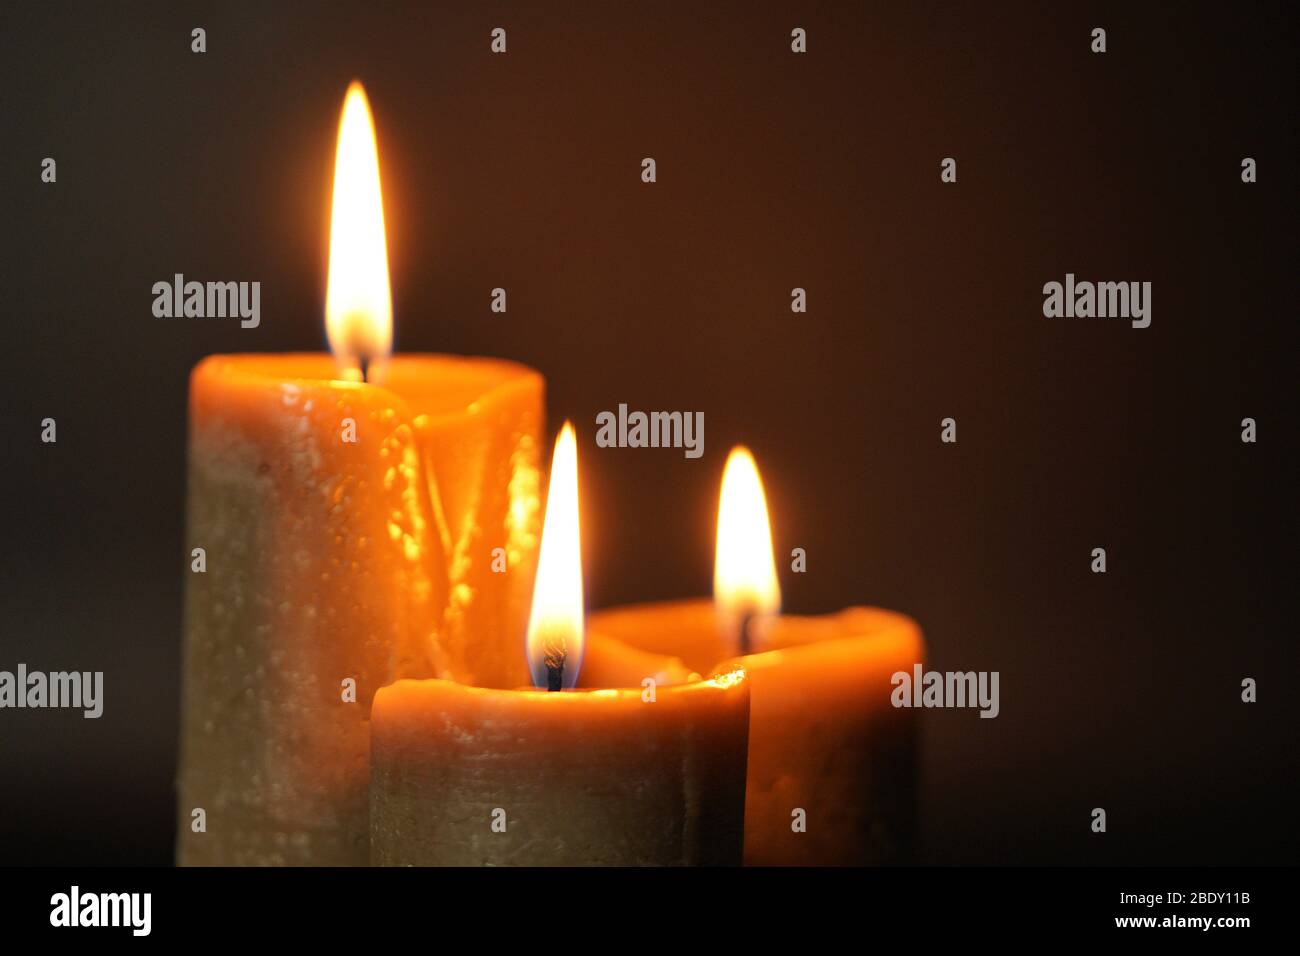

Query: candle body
[
  {"left": 587, "top": 601, "right": 924, "bottom": 865},
  {"left": 177, "top": 354, "right": 543, "bottom": 865},
  {"left": 370, "top": 674, "right": 750, "bottom": 865}
]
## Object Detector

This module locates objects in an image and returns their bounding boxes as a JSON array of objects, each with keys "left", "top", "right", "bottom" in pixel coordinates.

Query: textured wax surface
[
  {"left": 176, "top": 354, "right": 542, "bottom": 865},
  {"left": 370, "top": 677, "right": 749, "bottom": 866},
  {"left": 588, "top": 600, "right": 923, "bottom": 864}
]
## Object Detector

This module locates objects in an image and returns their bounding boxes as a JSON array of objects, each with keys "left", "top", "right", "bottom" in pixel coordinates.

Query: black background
[{"left": 1, "top": 1, "right": 1295, "bottom": 866}]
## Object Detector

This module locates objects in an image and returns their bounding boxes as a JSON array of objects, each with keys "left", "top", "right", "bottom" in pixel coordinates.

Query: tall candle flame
[
  {"left": 526, "top": 423, "right": 585, "bottom": 689},
  {"left": 714, "top": 446, "right": 781, "bottom": 651},
  {"left": 326, "top": 80, "right": 393, "bottom": 377}
]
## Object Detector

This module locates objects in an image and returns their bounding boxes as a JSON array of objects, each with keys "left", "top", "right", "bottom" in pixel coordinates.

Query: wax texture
[
  {"left": 370, "top": 675, "right": 750, "bottom": 865},
  {"left": 177, "top": 354, "right": 542, "bottom": 865},
  {"left": 588, "top": 600, "right": 924, "bottom": 865}
]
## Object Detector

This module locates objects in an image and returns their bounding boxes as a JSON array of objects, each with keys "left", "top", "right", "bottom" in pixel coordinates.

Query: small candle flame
[
  {"left": 326, "top": 80, "right": 393, "bottom": 378},
  {"left": 526, "top": 423, "right": 585, "bottom": 689},
  {"left": 714, "top": 446, "right": 781, "bottom": 651}
]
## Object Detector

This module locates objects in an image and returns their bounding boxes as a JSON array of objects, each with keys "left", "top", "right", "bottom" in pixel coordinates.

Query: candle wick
[
  {"left": 545, "top": 641, "right": 566, "bottom": 692},
  {"left": 738, "top": 611, "right": 754, "bottom": 657},
  {"left": 359, "top": 355, "right": 370, "bottom": 384}
]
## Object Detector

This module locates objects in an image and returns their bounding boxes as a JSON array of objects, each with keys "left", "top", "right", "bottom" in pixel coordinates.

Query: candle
[
  {"left": 586, "top": 448, "right": 925, "bottom": 866},
  {"left": 176, "top": 82, "right": 544, "bottom": 866},
  {"left": 370, "top": 426, "right": 751, "bottom": 865}
]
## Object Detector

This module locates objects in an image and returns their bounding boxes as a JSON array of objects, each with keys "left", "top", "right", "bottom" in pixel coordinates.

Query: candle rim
[
  {"left": 192, "top": 352, "right": 543, "bottom": 421},
  {"left": 374, "top": 668, "right": 747, "bottom": 704},
  {"left": 588, "top": 598, "right": 923, "bottom": 665}
]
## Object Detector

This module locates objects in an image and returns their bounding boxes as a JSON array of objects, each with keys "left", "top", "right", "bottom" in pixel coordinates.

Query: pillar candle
[
  {"left": 177, "top": 353, "right": 543, "bottom": 865},
  {"left": 584, "top": 446, "right": 925, "bottom": 865},
  {"left": 370, "top": 671, "right": 749, "bottom": 865},
  {"left": 176, "top": 81, "right": 546, "bottom": 865},
  {"left": 587, "top": 602, "right": 922, "bottom": 866}
]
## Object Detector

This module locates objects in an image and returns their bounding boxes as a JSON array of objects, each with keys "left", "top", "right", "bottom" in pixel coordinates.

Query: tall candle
[
  {"left": 586, "top": 447, "right": 925, "bottom": 865},
  {"left": 176, "top": 82, "right": 544, "bottom": 865},
  {"left": 369, "top": 426, "right": 751, "bottom": 865}
]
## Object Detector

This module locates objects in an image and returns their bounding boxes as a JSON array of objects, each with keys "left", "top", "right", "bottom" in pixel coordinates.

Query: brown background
[{"left": 1, "top": 0, "right": 1295, "bottom": 864}]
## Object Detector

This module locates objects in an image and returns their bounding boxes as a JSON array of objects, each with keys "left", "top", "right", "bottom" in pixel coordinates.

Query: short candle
[{"left": 369, "top": 425, "right": 752, "bottom": 866}]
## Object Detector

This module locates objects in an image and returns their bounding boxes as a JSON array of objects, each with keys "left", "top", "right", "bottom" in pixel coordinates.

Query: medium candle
[
  {"left": 589, "top": 601, "right": 921, "bottom": 866},
  {"left": 586, "top": 447, "right": 925, "bottom": 865}
]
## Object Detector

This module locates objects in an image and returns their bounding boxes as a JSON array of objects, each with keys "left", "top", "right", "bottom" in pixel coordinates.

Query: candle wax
[
  {"left": 177, "top": 353, "right": 543, "bottom": 865},
  {"left": 587, "top": 600, "right": 924, "bottom": 865},
  {"left": 370, "top": 672, "right": 750, "bottom": 865}
]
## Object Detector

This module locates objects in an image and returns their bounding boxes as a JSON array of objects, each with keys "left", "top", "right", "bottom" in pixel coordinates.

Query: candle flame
[
  {"left": 326, "top": 80, "right": 393, "bottom": 377},
  {"left": 714, "top": 446, "right": 781, "bottom": 648},
  {"left": 526, "top": 423, "right": 585, "bottom": 688}
]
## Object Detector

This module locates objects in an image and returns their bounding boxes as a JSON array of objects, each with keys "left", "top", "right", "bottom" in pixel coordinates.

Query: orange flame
[
  {"left": 526, "top": 423, "right": 585, "bottom": 688},
  {"left": 326, "top": 81, "right": 392, "bottom": 377},
  {"left": 714, "top": 446, "right": 781, "bottom": 650}
]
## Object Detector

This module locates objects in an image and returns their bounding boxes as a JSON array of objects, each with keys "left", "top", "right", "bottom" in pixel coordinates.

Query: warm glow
[
  {"left": 714, "top": 446, "right": 781, "bottom": 644},
  {"left": 526, "top": 423, "right": 584, "bottom": 689},
  {"left": 326, "top": 80, "right": 393, "bottom": 375}
]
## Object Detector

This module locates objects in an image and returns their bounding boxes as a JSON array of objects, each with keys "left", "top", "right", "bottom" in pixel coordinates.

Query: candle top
[
  {"left": 374, "top": 668, "right": 747, "bottom": 708},
  {"left": 192, "top": 353, "right": 542, "bottom": 420}
]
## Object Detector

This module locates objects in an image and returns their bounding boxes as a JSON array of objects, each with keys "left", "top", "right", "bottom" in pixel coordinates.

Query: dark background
[{"left": 1, "top": 1, "right": 1295, "bottom": 866}]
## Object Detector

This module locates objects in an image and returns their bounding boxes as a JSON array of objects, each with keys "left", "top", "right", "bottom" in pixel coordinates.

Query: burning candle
[
  {"left": 176, "top": 81, "right": 544, "bottom": 866},
  {"left": 369, "top": 426, "right": 751, "bottom": 866},
  {"left": 586, "top": 447, "right": 926, "bottom": 865}
]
